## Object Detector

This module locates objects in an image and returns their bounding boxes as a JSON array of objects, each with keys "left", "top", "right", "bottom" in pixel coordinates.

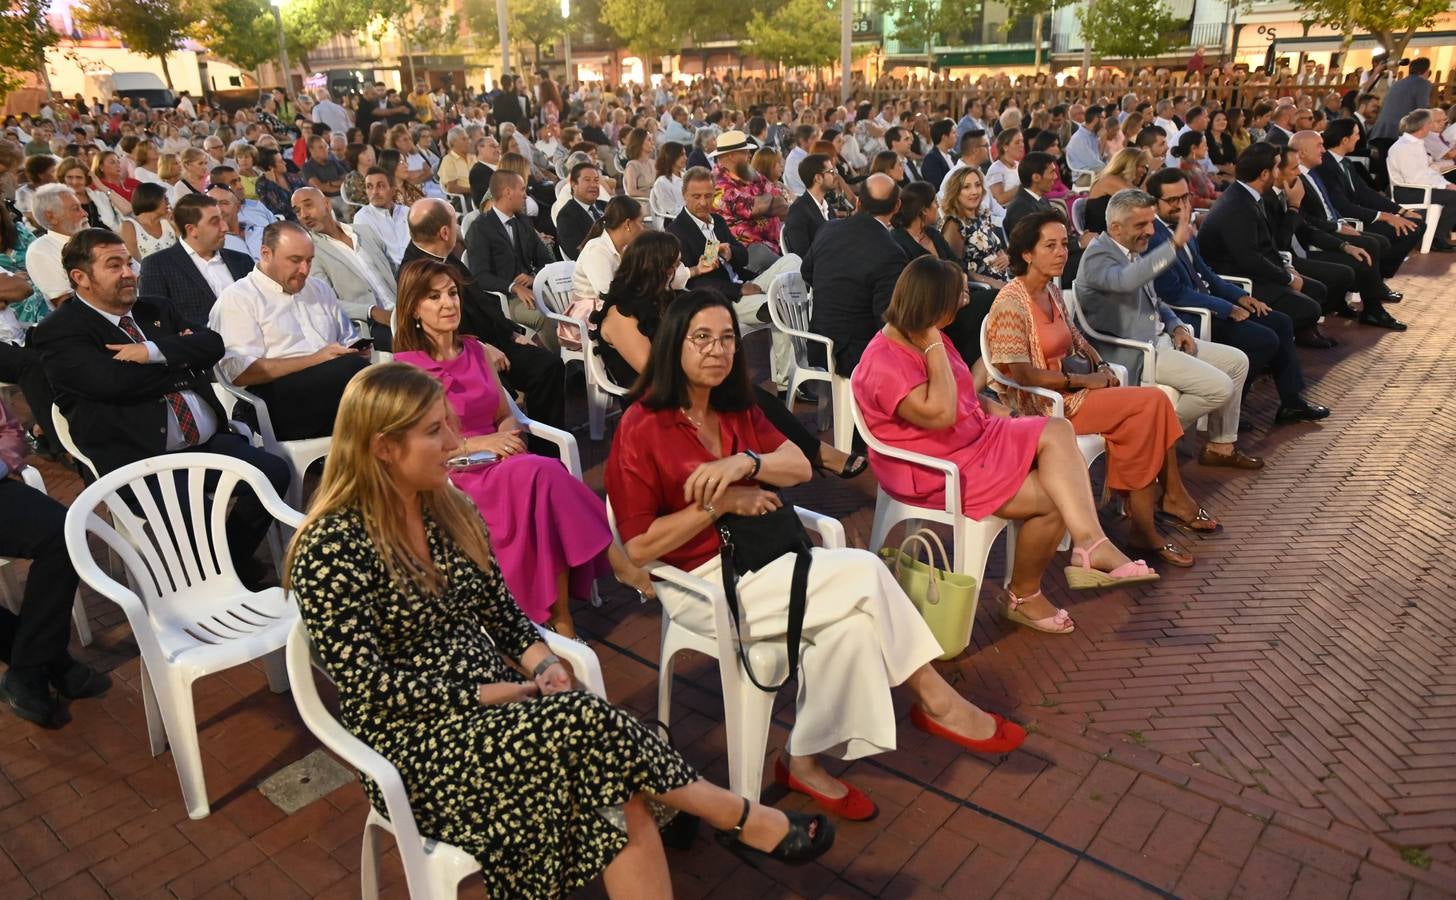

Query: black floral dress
[
  {"left": 290, "top": 508, "right": 698, "bottom": 898},
  {"left": 949, "top": 212, "right": 1011, "bottom": 280}
]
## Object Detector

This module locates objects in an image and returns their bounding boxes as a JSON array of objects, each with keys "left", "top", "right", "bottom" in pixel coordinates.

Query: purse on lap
[{"left": 716, "top": 501, "right": 813, "bottom": 693}]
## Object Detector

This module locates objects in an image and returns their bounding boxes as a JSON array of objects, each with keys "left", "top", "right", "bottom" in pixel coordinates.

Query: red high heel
[
  {"left": 773, "top": 758, "right": 878, "bottom": 821},
  {"left": 910, "top": 704, "right": 1026, "bottom": 755}
]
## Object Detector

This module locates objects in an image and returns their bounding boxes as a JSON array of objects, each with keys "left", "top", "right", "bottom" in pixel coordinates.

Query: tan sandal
[
  {"left": 1064, "top": 537, "right": 1162, "bottom": 589},
  {"left": 1003, "top": 589, "right": 1075, "bottom": 634}
]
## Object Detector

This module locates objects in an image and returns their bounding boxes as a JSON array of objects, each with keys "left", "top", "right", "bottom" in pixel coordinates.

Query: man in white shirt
[
  {"left": 1422, "top": 107, "right": 1456, "bottom": 174},
  {"left": 209, "top": 221, "right": 370, "bottom": 441},
  {"left": 24, "top": 184, "right": 90, "bottom": 306},
  {"left": 782, "top": 124, "right": 818, "bottom": 195},
  {"left": 352, "top": 168, "right": 412, "bottom": 276},
  {"left": 208, "top": 186, "right": 264, "bottom": 261},
  {"left": 1388, "top": 109, "right": 1456, "bottom": 241},
  {"left": 292, "top": 186, "right": 396, "bottom": 350},
  {"left": 311, "top": 91, "right": 352, "bottom": 137}
]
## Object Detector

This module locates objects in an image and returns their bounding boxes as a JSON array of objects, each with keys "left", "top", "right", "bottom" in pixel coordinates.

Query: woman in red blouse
[{"left": 605, "top": 290, "right": 1026, "bottom": 823}]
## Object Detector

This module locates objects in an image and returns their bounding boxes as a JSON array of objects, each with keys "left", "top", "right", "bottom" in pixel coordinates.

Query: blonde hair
[
  {"left": 1094, "top": 148, "right": 1151, "bottom": 189},
  {"left": 157, "top": 153, "right": 182, "bottom": 183},
  {"left": 940, "top": 165, "right": 987, "bottom": 220},
  {"left": 284, "top": 364, "right": 493, "bottom": 594}
]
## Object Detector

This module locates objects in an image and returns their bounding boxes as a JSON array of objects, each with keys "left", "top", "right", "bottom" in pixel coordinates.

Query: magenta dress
[
  {"left": 396, "top": 338, "right": 612, "bottom": 622},
  {"left": 851, "top": 333, "right": 1046, "bottom": 519}
]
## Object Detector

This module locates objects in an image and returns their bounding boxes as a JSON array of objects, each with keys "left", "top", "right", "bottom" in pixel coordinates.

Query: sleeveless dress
[
  {"left": 127, "top": 217, "right": 177, "bottom": 259},
  {"left": 395, "top": 338, "right": 613, "bottom": 621}
]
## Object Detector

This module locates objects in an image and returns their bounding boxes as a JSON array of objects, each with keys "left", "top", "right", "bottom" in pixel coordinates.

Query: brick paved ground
[{"left": 2, "top": 256, "right": 1455, "bottom": 898}]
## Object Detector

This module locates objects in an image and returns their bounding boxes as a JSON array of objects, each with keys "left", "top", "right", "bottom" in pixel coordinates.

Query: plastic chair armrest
[
  {"left": 794, "top": 506, "right": 846, "bottom": 549},
  {"left": 1169, "top": 305, "right": 1213, "bottom": 339},
  {"left": 536, "top": 624, "right": 606, "bottom": 698},
  {"left": 522, "top": 418, "right": 582, "bottom": 478}
]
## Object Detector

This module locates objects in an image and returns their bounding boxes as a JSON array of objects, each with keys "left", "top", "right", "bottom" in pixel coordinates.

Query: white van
[{"left": 85, "top": 72, "right": 177, "bottom": 109}]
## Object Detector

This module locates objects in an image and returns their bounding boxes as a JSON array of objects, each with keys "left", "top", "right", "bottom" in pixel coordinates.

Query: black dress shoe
[
  {"left": 1275, "top": 403, "right": 1332, "bottom": 425},
  {"left": 1360, "top": 309, "right": 1408, "bottom": 331},
  {"left": 1333, "top": 305, "right": 1360, "bottom": 319},
  {"left": 1382, "top": 291, "right": 1403, "bottom": 303},
  {"left": 1295, "top": 332, "right": 1338, "bottom": 349},
  {"left": 1430, "top": 242, "right": 1456, "bottom": 253},
  {"left": 1, "top": 670, "right": 60, "bottom": 727},
  {"left": 48, "top": 660, "right": 112, "bottom": 701}
]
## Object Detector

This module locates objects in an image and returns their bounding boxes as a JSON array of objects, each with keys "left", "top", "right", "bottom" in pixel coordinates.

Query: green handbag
[{"left": 879, "top": 529, "right": 980, "bottom": 661}]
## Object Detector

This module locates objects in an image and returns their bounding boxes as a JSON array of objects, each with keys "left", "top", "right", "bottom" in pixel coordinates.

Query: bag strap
[
  {"left": 894, "top": 529, "right": 951, "bottom": 605},
  {"left": 720, "top": 544, "right": 812, "bottom": 693}
]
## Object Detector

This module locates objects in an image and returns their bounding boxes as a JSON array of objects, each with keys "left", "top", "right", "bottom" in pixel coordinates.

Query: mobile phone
[
  {"left": 446, "top": 450, "right": 499, "bottom": 471},
  {"left": 702, "top": 239, "right": 720, "bottom": 265},
  {"left": 350, "top": 338, "right": 374, "bottom": 351}
]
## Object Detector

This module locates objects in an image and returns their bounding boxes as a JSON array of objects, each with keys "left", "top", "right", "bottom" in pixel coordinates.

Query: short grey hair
[
  {"left": 30, "top": 183, "right": 76, "bottom": 231},
  {"left": 1106, "top": 188, "right": 1157, "bottom": 225},
  {"left": 692, "top": 126, "right": 716, "bottom": 151},
  {"left": 1400, "top": 109, "right": 1433, "bottom": 134},
  {"left": 446, "top": 126, "right": 468, "bottom": 146}
]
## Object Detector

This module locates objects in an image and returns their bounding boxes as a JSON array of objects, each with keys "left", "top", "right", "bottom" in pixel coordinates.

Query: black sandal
[
  {"left": 817, "top": 452, "right": 868, "bottom": 480},
  {"left": 714, "top": 797, "right": 834, "bottom": 866}
]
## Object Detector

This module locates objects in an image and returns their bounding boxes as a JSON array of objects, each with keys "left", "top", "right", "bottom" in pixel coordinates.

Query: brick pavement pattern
[{"left": 2, "top": 258, "right": 1455, "bottom": 898}]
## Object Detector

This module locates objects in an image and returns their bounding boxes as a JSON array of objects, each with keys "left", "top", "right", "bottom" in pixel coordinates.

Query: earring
[{"left": 415, "top": 319, "right": 423, "bottom": 328}]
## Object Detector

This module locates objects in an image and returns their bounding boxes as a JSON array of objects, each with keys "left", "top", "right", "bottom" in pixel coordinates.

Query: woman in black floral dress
[
  {"left": 286, "top": 364, "right": 831, "bottom": 898},
  {"left": 940, "top": 166, "right": 1012, "bottom": 290}
]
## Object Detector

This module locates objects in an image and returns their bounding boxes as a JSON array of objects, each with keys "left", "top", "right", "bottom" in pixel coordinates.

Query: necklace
[{"left": 682, "top": 407, "right": 709, "bottom": 430}]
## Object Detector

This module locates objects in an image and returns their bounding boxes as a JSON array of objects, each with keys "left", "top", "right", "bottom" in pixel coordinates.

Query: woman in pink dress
[
  {"left": 393, "top": 258, "right": 652, "bottom": 637},
  {"left": 851, "top": 257, "right": 1157, "bottom": 635}
]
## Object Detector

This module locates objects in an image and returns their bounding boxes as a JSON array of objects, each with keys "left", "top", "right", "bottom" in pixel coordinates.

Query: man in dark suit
[
  {"left": 30, "top": 229, "right": 289, "bottom": 587},
  {"left": 1267, "top": 145, "right": 1406, "bottom": 330},
  {"left": 1289, "top": 129, "right": 1404, "bottom": 283},
  {"left": 138, "top": 194, "right": 253, "bottom": 324},
  {"left": 1317, "top": 118, "right": 1431, "bottom": 258},
  {"left": 920, "top": 118, "right": 957, "bottom": 188},
  {"left": 467, "top": 135, "right": 500, "bottom": 209},
  {"left": 1197, "top": 143, "right": 1333, "bottom": 348},
  {"left": 886, "top": 127, "right": 921, "bottom": 184},
  {"left": 802, "top": 173, "right": 909, "bottom": 373},
  {"left": 1264, "top": 104, "right": 1296, "bottom": 146},
  {"left": 463, "top": 170, "right": 556, "bottom": 352},
  {"left": 782, "top": 153, "right": 835, "bottom": 257},
  {"left": 1370, "top": 56, "right": 1432, "bottom": 142},
  {"left": 494, "top": 75, "right": 530, "bottom": 132},
  {"left": 405, "top": 200, "right": 565, "bottom": 428},
  {"left": 1146, "top": 169, "right": 1327, "bottom": 426},
  {"left": 554, "top": 161, "right": 607, "bottom": 261},
  {"left": 1004, "top": 151, "right": 1088, "bottom": 277},
  {"left": 668, "top": 166, "right": 770, "bottom": 315}
]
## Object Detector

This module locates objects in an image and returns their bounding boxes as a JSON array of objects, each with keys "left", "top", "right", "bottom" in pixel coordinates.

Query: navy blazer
[
  {"left": 138, "top": 242, "right": 254, "bottom": 326},
  {"left": 1147, "top": 219, "right": 1242, "bottom": 321}
]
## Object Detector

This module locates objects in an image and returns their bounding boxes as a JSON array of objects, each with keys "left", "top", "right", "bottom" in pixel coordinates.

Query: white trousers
[
  {"left": 663, "top": 547, "right": 943, "bottom": 761},
  {"left": 735, "top": 252, "right": 801, "bottom": 388},
  {"left": 1152, "top": 334, "right": 1249, "bottom": 444}
]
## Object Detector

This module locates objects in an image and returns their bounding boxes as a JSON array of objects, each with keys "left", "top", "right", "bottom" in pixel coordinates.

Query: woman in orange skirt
[{"left": 985, "top": 209, "right": 1213, "bottom": 568}]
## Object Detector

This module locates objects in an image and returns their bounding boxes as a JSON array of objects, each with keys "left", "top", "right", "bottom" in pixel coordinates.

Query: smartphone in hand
[{"left": 350, "top": 338, "right": 374, "bottom": 351}]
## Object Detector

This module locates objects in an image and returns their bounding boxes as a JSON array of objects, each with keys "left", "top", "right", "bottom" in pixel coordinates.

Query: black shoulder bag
[{"left": 716, "top": 502, "right": 813, "bottom": 693}]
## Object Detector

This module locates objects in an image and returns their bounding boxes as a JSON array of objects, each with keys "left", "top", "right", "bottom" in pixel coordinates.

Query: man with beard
[{"left": 710, "top": 130, "right": 790, "bottom": 265}]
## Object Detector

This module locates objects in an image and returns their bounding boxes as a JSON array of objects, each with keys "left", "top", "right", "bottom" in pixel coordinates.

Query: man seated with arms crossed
[
  {"left": 554, "top": 161, "right": 607, "bottom": 261},
  {"left": 351, "top": 166, "right": 411, "bottom": 277},
  {"left": 463, "top": 170, "right": 557, "bottom": 352},
  {"left": 292, "top": 186, "right": 396, "bottom": 350},
  {"left": 30, "top": 228, "right": 289, "bottom": 590},
  {"left": 301, "top": 134, "right": 350, "bottom": 219},
  {"left": 1077, "top": 189, "right": 1258, "bottom": 472},
  {"left": 208, "top": 221, "right": 371, "bottom": 441},
  {"left": 1145, "top": 168, "right": 1330, "bottom": 428},
  {"left": 402, "top": 198, "right": 565, "bottom": 429},
  {"left": 712, "top": 130, "right": 790, "bottom": 265},
  {"left": 139, "top": 194, "right": 255, "bottom": 325}
]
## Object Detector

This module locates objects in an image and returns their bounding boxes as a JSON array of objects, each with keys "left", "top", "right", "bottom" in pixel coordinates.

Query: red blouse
[{"left": 604, "top": 401, "right": 788, "bottom": 571}]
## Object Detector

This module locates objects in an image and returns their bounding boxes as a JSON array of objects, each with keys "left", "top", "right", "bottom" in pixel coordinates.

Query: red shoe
[
  {"left": 773, "top": 758, "right": 879, "bottom": 821},
  {"left": 910, "top": 704, "right": 1026, "bottom": 755}
]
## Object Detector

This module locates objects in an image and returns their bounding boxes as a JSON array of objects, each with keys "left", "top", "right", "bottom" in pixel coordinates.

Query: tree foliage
[
  {"left": 1293, "top": 0, "right": 1449, "bottom": 63},
  {"left": 745, "top": 0, "right": 841, "bottom": 71},
  {"left": 0, "top": 0, "right": 60, "bottom": 99},
  {"left": 599, "top": 0, "right": 689, "bottom": 59},
  {"left": 1076, "top": 0, "right": 1181, "bottom": 61},
  {"left": 875, "top": 0, "right": 983, "bottom": 59},
  {"left": 75, "top": 0, "right": 196, "bottom": 87},
  {"left": 193, "top": 0, "right": 278, "bottom": 72}
]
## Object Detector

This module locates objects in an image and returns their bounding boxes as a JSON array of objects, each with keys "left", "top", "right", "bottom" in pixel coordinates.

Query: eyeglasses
[
  {"left": 1160, "top": 193, "right": 1191, "bottom": 204},
  {"left": 686, "top": 331, "right": 737, "bottom": 355}
]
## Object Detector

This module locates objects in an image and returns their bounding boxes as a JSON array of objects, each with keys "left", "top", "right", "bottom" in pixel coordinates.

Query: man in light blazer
[
  {"left": 292, "top": 187, "right": 396, "bottom": 349},
  {"left": 1075, "top": 189, "right": 1256, "bottom": 467}
]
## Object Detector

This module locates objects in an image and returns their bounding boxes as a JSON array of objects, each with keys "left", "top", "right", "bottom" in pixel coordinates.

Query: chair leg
[
  {"left": 587, "top": 384, "right": 607, "bottom": 441},
  {"left": 71, "top": 591, "right": 93, "bottom": 647},
  {"left": 263, "top": 649, "right": 290, "bottom": 694},
  {"left": 154, "top": 673, "right": 210, "bottom": 819},
  {"left": 830, "top": 380, "right": 854, "bottom": 453},
  {"left": 139, "top": 659, "right": 168, "bottom": 757},
  {"left": 359, "top": 818, "right": 382, "bottom": 900},
  {"left": 657, "top": 625, "right": 682, "bottom": 731},
  {"left": 1003, "top": 522, "right": 1019, "bottom": 589},
  {"left": 724, "top": 671, "right": 774, "bottom": 802}
]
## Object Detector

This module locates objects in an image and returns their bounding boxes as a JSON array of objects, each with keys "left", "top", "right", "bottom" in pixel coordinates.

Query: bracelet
[
  {"left": 742, "top": 449, "right": 762, "bottom": 479},
  {"left": 922, "top": 342, "right": 944, "bottom": 355},
  {"left": 531, "top": 654, "right": 562, "bottom": 678}
]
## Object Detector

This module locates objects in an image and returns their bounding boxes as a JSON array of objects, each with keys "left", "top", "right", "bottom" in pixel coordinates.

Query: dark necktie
[
  {"left": 1338, "top": 158, "right": 1357, "bottom": 193},
  {"left": 119, "top": 315, "right": 200, "bottom": 446},
  {"left": 588, "top": 204, "right": 602, "bottom": 222},
  {"left": 1307, "top": 171, "right": 1337, "bottom": 220}
]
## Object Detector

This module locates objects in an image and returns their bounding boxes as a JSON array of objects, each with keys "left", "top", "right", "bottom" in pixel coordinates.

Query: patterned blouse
[
  {"left": 984, "top": 277, "right": 1101, "bottom": 417},
  {"left": 0, "top": 221, "right": 53, "bottom": 326},
  {"left": 256, "top": 172, "right": 303, "bottom": 220},
  {"left": 712, "top": 164, "right": 784, "bottom": 253},
  {"left": 948, "top": 211, "right": 1011, "bottom": 280}
]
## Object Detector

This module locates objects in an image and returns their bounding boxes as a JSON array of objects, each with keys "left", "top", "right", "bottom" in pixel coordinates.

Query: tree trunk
[{"left": 158, "top": 54, "right": 174, "bottom": 89}]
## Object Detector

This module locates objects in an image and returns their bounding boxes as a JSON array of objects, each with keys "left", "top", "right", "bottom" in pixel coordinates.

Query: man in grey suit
[
  {"left": 1370, "top": 57, "right": 1433, "bottom": 141},
  {"left": 1075, "top": 189, "right": 1258, "bottom": 468},
  {"left": 291, "top": 187, "right": 397, "bottom": 350}
]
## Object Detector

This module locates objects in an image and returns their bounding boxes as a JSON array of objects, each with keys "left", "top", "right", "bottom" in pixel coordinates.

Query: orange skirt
[{"left": 1067, "top": 386, "right": 1183, "bottom": 492}]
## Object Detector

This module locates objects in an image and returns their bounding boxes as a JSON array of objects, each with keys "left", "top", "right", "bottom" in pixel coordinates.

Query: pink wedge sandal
[
  {"left": 1064, "top": 537, "right": 1161, "bottom": 590},
  {"left": 1003, "top": 589, "right": 1075, "bottom": 634}
]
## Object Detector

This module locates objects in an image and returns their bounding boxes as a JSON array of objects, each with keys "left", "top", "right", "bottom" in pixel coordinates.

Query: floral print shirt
[{"left": 712, "top": 164, "right": 784, "bottom": 253}]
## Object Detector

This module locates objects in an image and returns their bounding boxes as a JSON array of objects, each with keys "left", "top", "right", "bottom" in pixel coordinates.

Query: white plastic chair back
[
  {"left": 50, "top": 404, "right": 100, "bottom": 480},
  {"left": 580, "top": 328, "right": 628, "bottom": 441},
  {"left": 212, "top": 368, "right": 332, "bottom": 509},
  {"left": 766, "top": 271, "right": 818, "bottom": 374},
  {"left": 532, "top": 261, "right": 577, "bottom": 317},
  {"left": 1071, "top": 196, "right": 1088, "bottom": 234},
  {"left": 766, "top": 272, "right": 853, "bottom": 450},
  {"left": 64, "top": 452, "right": 304, "bottom": 818}
]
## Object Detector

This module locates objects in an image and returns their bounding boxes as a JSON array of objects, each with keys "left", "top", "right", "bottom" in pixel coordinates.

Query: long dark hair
[
  {"left": 632, "top": 289, "right": 755, "bottom": 412},
  {"left": 655, "top": 141, "right": 686, "bottom": 179},
  {"left": 584, "top": 194, "right": 641, "bottom": 244},
  {"left": 594, "top": 229, "right": 682, "bottom": 331}
]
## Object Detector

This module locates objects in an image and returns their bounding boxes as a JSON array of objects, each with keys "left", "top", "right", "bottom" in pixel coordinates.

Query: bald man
[
  {"left": 802, "top": 173, "right": 911, "bottom": 373},
  {"left": 292, "top": 186, "right": 397, "bottom": 350},
  {"left": 209, "top": 221, "right": 371, "bottom": 440}
]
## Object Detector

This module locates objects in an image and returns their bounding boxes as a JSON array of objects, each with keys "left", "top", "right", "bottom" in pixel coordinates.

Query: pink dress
[
  {"left": 851, "top": 333, "right": 1046, "bottom": 519},
  {"left": 396, "top": 338, "right": 612, "bottom": 622}
]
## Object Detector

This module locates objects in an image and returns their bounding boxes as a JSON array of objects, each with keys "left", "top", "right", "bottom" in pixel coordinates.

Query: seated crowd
[{"left": 1, "top": 62, "right": 1450, "bottom": 894}]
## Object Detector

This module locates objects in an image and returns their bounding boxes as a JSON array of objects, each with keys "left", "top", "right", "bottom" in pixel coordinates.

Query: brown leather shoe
[{"left": 1198, "top": 447, "right": 1265, "bottom": 470}]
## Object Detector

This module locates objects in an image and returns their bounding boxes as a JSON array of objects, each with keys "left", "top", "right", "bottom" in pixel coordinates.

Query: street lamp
[
  {"left": 562, "top": 0, "right": 572, "bottom": 83},
  {"left": 270, "top": 0, "right": 293, "bottom": 100}
]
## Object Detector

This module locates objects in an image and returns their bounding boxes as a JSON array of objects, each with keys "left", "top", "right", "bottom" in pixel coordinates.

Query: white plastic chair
[
  {"left": 581, "top": 327, "right": 630, "bottom": 441},
  {"left": 212, "top": 369, "right": 332, "bottom": 510},
  {"left": 285, "top": 618, "right": 604, "bottom": 899},
  {"left": 445, "top": 191, "right": 474, "bottom": 216},
  {"left": 765, "top": 272, "right": 853, "bottom": 452},
  {"left": 1388, "top": 181, "right": 1440, "bottom": 254},
  {"left": 609, "top": 502, "right": 845, "bottom": 801},
  {"left": 64, "top": 453, "right": 304, "bottom": 818},
  {"left": 0, "top": 465, "right": 92, "bottom": 646},
  {"left": 532, "top": 260, "right": 582, "bottom": 368},
  {"left": 1071, "top": 196, "right": 1089, "bottom": 233},
  {"left": 50, "top": 404, "right": 100, "bottom": 481}
]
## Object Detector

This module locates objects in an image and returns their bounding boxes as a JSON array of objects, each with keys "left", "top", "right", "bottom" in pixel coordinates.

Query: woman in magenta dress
[
  {"left": 393, "top": 258, "right": 652, "bottom": 637},
  {"left": 851, "top": 257, "right": 1157, "bottom": 636}
]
